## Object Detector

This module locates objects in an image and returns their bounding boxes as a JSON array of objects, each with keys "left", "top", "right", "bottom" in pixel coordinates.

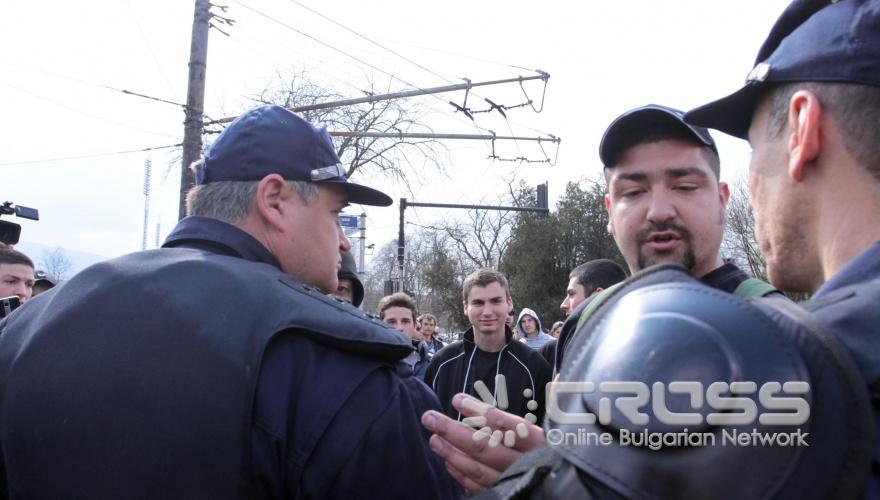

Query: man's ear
[
  {"left": 718, "top": 181, "right": 731, "bottom": 209},
  {"left": 254, "top": 174, "right": 289, "bottom": 231},
  {"left": 604, "top": 194, "right": 615, "bottom": 235},
  {"left": 788, "top": 90, "right": 822, "bottom": 182}
]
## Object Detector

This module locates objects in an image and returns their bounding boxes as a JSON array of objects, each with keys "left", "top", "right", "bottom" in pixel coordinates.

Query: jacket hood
[
  {"left": 515, "top": 308, "right": 544, "bottom": 338},
  {"left": 337, "top": 251, "right": 364, "bottom": 307}
]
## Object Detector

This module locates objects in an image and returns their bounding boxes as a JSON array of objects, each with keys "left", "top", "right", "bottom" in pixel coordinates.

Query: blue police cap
[
  {"left": 599, "top": 104, "right": 717, "bottom": 167},
  {"left": 196, "top": 105, "right": 392, "bottom": 206},
  {"left": 686, "top": 0, "right": 880, "bottom": 139}
]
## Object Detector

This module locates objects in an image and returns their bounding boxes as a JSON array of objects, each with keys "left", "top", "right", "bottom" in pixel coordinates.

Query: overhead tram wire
[
  {"left": 218, "top": 29, "right": 484, "bottom": 135},
  {"left": 221, "top": 2, "right": 524, "bottom": 159},
  {"left": 229, "top": 0, "right": 508, "bottom": 143},
  {"left": 123, "top": 0, "right": 179, "bottom": 100},
  {"left": 286, "top": 0, "right": 456, "bottom": 86},
  {"left": 279, "top": 0, "right": 501, "bottom": 154},
  {"left": 220, "top": 8, "right": 402, "bottom": 97},
  {"left": 231, "top": 1, "right": 428, "bottom": 94},
  {"left": 0, "top": 143, "right": 182, "bottom": 167},
  {"left": 220, "top": 31, "right": 493, "bottom": 140},
  {"left": 227, "top": 0, "right": 552, "bottom": 212},
  {"left": 274, "top": 2, "right": 556, "bottom": 168},
  {"left": 281, "top": 0, "right": 555, "bottom": 138},
  {"left": 0, "top": 80, "right": 180, "bottom": 139},
  {"left": 384, "top": 39, "right": 538, "bottom": 74},
  {"left": 0, "top": 60, "right": 187, "bottom": 111},
  {"left": 221, "top": 32, "right": 376, "bottom": 97}
]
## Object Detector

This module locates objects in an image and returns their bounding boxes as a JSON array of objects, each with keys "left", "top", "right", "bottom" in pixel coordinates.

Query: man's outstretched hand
[{"left": 421, "top": 394, "right": 546, "bottom": 494}]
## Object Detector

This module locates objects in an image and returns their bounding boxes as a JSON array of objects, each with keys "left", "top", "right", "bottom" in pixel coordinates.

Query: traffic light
[{"left": 536, "top": 182, "right": 548, "bottom": 210}]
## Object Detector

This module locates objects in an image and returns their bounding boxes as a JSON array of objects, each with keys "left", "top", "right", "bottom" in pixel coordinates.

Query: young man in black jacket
[{"left": 425, "top": 269, "right": 552, "bottom": 424}]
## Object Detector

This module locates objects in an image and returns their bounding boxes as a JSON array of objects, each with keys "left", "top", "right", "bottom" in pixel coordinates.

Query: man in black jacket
[
  {"left": 0, "top": 105, "right": 459, "bottom": 500},
  {"left": 425, "top": 269, "right": 552, "bottom": 424}
]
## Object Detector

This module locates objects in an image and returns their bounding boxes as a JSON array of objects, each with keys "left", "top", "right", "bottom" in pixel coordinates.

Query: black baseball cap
[
  {"left": 686, "top": 0, "right": 880, "bottom": 139},
  {"left": 599, "top": 104, "right": 718, "bottom": 167},
  {"left": 196, "top": 105, "right": 392, "bottom": 206}
]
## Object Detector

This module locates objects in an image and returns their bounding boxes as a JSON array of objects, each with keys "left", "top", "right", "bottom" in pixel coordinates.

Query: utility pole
[
  {"left": 358, "top": 212, "right": 367, "bottom": 274},
  {"left": 142, "top": 158, "right": 152, "bottom": 250},
  {"left": 179, "top": 0, "right": 211, "bottom": 220},
  {"left": 397, "top": 201, "right": 406, "bottom": 292}
]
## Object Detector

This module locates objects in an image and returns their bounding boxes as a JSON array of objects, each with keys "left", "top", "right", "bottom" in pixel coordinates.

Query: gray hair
[{"left": 185, "top": 161, "right": 320, "bottom": 223}]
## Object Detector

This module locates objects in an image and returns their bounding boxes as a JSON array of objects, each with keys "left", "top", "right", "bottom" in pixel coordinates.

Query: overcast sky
[{"left": 2, "top": 0, "right": 790, "bottom": 268}]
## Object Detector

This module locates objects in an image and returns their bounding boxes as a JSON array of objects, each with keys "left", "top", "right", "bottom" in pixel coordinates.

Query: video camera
[
  {"left": 0, "top": 201, "right": 39, "bottom": 246},
  {"left": 1, "top": 296, "right": 21, "bottom": 319}
]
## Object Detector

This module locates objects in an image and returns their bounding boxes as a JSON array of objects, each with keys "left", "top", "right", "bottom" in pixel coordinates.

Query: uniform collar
[
  {"left": 814, "top": 241, "right": 880, "bottom": 299},
  {"left": 162, "top": 216, "right": 282, "bottom": 270}
]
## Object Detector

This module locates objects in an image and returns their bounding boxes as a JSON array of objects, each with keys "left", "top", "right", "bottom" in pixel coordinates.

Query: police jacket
[
  {"left": 424, "top": 326, "right": 552, "bottom": 423},
  {"left": 0, "top": 217, "right": 459, "bottom": 500},
  {"left": 806, "top": 241, "right": 880, "bottom": 498}
]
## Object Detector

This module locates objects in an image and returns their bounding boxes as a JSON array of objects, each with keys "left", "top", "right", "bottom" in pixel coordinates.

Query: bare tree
[
  {"left": 432, "top": 207, "right": 516, "bottom": 270},
  {"left": 426, "top": 181, "right": 525, "bottom": 270},
  {"left": 361, "top": 229, "right": 442, "bottom": 314},
  {"left": 250, "top": 70, "right": 446, "bottom": 190},
  {"left": 40, "top": 246, "right": 72, "bottom": 281},
  {"left": 722, "top": 178, "right": 767, "bottom": 281}
]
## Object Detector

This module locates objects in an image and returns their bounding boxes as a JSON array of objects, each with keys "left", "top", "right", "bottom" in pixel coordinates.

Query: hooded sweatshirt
[
  {"left": 516, "top": 308, "right": 553, "bottom": 350},
  {"left": 336, "top": 251, "right": 364, "bottom": 307}
]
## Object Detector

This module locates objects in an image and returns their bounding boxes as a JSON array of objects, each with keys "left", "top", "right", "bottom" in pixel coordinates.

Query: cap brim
[
  {"left": 685, "top": 83, "right": 764, "bottom": 140},
  {"left": 324, "top": 180, "right": 393, "bottom": 207},
  {"left": 599, "top": 105, "right": 716, "bottom": 166}
]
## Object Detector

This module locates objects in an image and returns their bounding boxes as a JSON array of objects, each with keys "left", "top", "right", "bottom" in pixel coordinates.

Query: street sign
[{"left": 339, "top": 214, "right": 359, "bottom": 229}]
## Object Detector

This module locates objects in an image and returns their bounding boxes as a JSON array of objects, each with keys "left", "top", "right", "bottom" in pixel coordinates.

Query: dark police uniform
[
  {"left": 685, "top": 0, "right": 880, "bottom": 495},
  {"left": 804, "top": 242, "right": 880, "bottom": 497},
  {"left": 0, "top": 216, "right": 460, "bottom": 500}
]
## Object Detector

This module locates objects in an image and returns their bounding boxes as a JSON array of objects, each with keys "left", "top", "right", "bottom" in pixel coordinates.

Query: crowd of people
[{"left": 1, "top": 0, "right": 880, "bottom": 498}]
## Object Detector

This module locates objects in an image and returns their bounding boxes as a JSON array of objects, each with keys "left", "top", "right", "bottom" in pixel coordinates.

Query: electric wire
[
  {"left": 229, "top": 0, "right": 499, "bottom": 145},
  {"left": 286, "top": 0, "right": 457, "bottom": 86},
  {"left": 0, "top": 80, "right": 180, "bottom": 139},
  {"left": 123, "top": 0, "right": 179, "bottom": 100},
  {"left": 281, "top": 0, "right": 553, "bottom": 138},
  {"left": 0, "top": 143, "right": 182, "bottom": 167},
  {"left": 0, "top": 59, "right": 186, "bottom": 110},
  {"left": 227, "top": 0, "right": 545, "bottom": 220}
]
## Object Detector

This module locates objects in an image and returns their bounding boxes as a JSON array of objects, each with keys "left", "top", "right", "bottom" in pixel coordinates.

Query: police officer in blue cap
[
  {"left": 0, "top": 105, "right": 459, "bottom": 499},
  {"left": 688, "top": 0, "right": 880, "bottom": 495}
]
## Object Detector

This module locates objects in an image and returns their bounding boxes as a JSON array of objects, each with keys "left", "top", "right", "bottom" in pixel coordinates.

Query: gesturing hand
[{"left": 421, "top": 393, "right": 546, "bottom": 494}]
